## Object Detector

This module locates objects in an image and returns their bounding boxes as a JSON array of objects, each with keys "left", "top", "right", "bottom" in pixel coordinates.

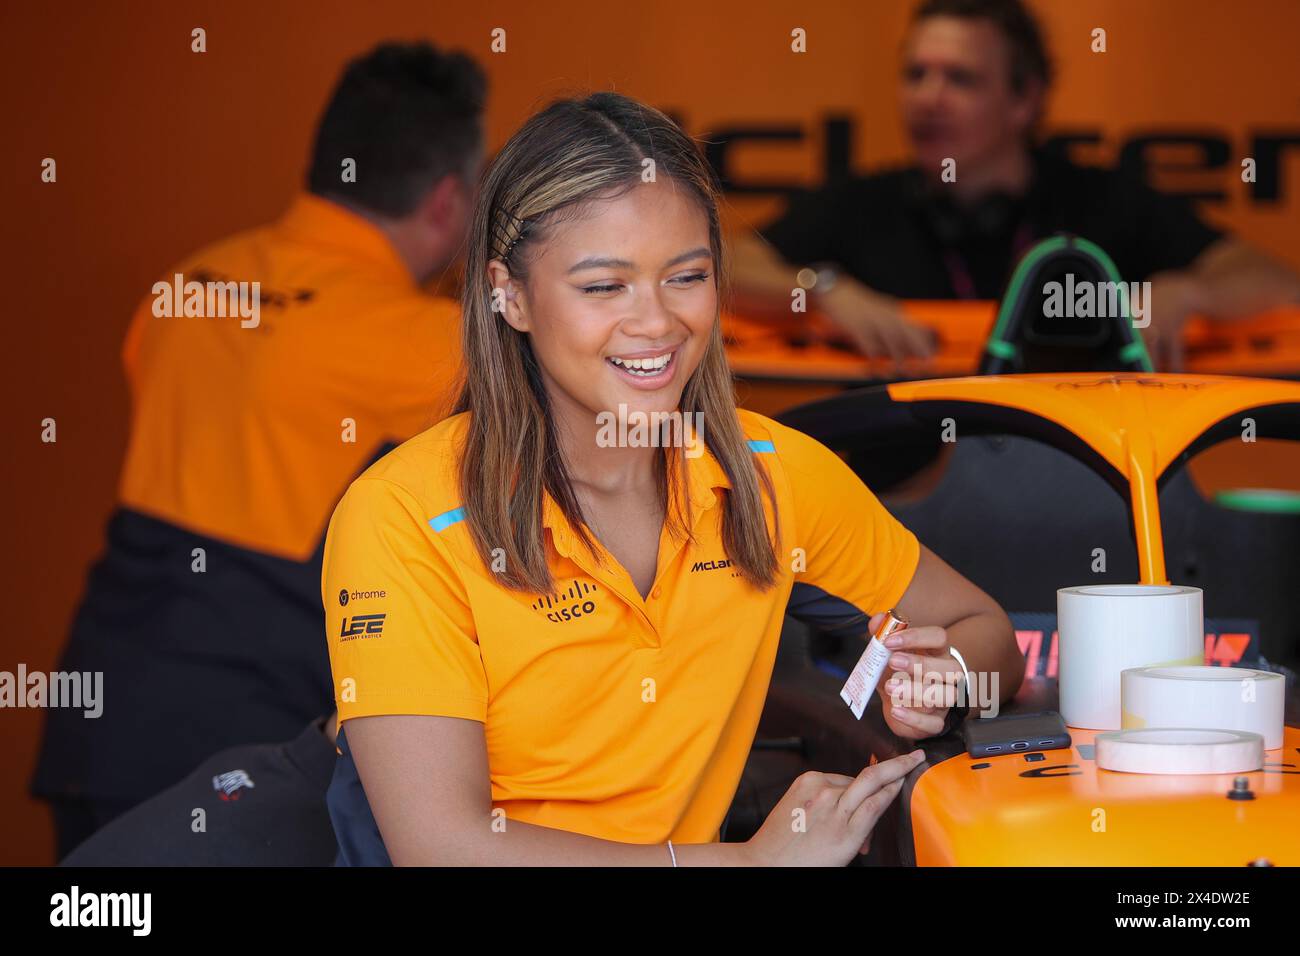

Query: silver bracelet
[
  {"left": 667, "top": 839, "right": 678, "bottom": 867},
  {"left": 949, "top": 645, "right": 972, "bottom": 702}
]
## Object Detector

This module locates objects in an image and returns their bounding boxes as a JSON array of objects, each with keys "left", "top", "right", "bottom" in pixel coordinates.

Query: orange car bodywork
[
  {"left": 885, "top": 372, "right": 1300, "bottom": 584},
  {"left": 910, "top": 727, "right": 1300, "bottom": 866}
]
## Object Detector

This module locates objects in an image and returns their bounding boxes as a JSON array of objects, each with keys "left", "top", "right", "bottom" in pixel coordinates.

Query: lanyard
[{"left": 941, "top": 221, "right": 1035, "bottom": 300}]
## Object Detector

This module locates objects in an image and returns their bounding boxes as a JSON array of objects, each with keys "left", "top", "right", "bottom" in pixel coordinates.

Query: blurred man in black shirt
[{"left": 730, "top": 0, "right": 1300, "bottom": 368}]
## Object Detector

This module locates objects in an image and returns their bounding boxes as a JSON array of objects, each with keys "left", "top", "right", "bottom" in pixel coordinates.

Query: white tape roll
[
  {"left": 1121, "top": 665, "right": 1285, "bottom": 750},
  {"left": 1095, "top": 728, "right": 1264, "bottom": 774},
  {"left": 1057, "top": 585, "right": 1204, "bottom": 730}
]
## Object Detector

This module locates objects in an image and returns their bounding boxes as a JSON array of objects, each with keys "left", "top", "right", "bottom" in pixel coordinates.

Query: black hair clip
[{"left": 491, "top": 208, "right": 528, "bottom": 261}]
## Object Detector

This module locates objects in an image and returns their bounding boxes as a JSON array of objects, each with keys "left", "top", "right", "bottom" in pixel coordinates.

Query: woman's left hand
[{"left": 869, "top": 612, "right": 965, "bottom": 740}]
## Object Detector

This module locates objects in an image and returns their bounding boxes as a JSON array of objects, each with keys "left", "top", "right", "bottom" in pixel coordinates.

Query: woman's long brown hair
[{"left": 455, "top": 91, "right": 779, "bottom": 594}]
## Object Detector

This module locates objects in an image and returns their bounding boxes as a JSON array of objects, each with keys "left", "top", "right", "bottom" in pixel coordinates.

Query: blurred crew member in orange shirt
[{"left": 32, "top": 42, "right": 486, "bottom": 859}]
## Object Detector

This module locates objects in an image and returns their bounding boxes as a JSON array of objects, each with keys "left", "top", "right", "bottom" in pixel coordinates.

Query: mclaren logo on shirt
[
  {"left": 691, "top": 558, "right": 733, "bottom": 572},
  {"left": 531, "top": 579, "right": 600, "bottom": 624},
  {"left": 339, "top": 614, "right": 386, "bottom": 641}
]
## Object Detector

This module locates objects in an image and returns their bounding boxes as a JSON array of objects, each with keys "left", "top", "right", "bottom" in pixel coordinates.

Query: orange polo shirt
[
  {"left": 119, "top": 192, "right": 461, "bottom": 558},
  {"left": 322, "top": 408, "right": 919, "bottom": 845}
]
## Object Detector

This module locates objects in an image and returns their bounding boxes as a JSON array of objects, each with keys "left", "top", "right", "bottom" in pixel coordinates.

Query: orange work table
[{"left": 725, "top": 302, "right": 1300, "bottom": 393}]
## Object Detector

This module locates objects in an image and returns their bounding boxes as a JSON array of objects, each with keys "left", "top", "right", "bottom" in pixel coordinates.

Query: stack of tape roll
[
  {"left": 1095, "top": 728, "right": 1265, "bottom": 774},
  {"left": 1120, "top": 665, "right": 1284, "bottom": 749},
  {"left": 1057, "top": 584, "right": 1204, "bottom": 730}
]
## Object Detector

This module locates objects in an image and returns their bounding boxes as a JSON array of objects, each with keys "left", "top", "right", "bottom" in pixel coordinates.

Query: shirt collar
[
  {"left": 273, "top": 193, "right": 414, "bottom": 287},
  {"left": 541, "top": 441, "right": 732, "bottom": 555},
  {"left": 684, "top": 437, "right": 731, "bottom": 510}
]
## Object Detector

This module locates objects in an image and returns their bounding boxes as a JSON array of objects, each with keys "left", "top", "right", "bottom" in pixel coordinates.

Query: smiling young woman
[{"left": 320, "top": 92, "right": 1024, "bottom": 866}]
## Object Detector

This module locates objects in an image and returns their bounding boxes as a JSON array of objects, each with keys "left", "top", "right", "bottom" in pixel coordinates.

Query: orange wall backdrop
[{"left": 2, "top": 0, "right": 1298, "bottom": 863}]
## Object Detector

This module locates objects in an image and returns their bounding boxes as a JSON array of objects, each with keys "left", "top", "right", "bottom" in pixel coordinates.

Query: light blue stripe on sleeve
[
  {"left": 429, "top": 507, "right": 466, "bottom": 532},
  {"left": 747, "top": 439, "right": 776, "bottom": 454}
]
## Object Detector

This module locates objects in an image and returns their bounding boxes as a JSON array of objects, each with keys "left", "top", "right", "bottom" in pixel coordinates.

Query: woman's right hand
[{"left": 742, "top": 749, "right": 926, "bottom": 866}]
